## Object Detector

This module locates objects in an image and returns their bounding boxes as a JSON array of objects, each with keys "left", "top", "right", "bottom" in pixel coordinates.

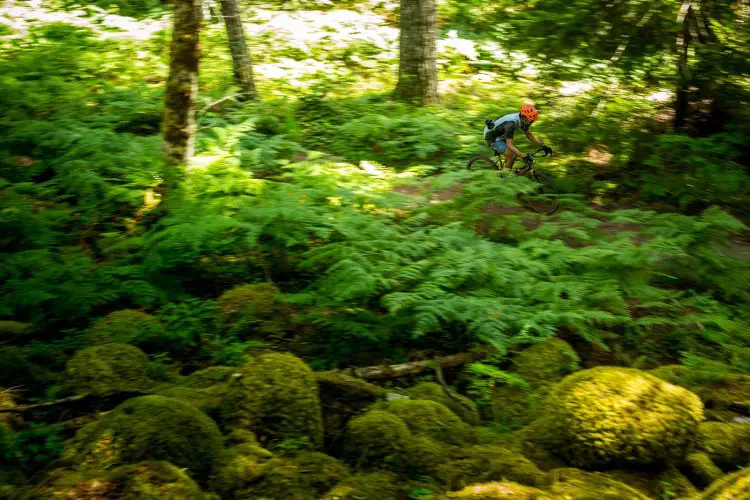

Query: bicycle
[{"left": 466, "top": 146, "right": 559, "bottom": 214}]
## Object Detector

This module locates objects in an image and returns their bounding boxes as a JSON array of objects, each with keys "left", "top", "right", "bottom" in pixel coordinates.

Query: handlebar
[{"left": 524, "top": 147, "right": 552, "bottom": 164}]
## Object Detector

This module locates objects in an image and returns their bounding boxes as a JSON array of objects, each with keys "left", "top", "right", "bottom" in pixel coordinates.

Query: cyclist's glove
[{"left": 542, "top": 145, "right": 553, "bottom": 155}]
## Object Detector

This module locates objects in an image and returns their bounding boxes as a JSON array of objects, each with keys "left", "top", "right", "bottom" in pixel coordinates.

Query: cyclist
[{"left": 483, "top": 104, "right": 552, "bottom": 172}]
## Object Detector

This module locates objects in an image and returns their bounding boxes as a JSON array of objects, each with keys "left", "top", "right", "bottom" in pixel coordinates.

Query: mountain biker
[{"left": 483, "top": 104, "right": 552, "bottom": 172}]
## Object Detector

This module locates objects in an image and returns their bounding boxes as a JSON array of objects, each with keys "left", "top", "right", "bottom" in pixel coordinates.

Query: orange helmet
[{"left": 520, "top": 104, "right": 538, "bottom": 122}]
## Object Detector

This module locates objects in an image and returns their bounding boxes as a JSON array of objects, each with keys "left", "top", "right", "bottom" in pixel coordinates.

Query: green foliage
[{"left": 2, "top": 423, "right": 64, "bottom": 470}]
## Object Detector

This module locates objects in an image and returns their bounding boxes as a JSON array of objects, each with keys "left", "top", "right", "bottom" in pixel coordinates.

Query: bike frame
[{"left": 489, "top": 146, "right": 548, "bottom": 175}]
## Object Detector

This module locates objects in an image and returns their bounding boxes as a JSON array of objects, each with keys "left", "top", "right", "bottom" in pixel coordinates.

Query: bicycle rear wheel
[
  {"left": 466, "top": 155, "right": 499, "bottom": 170},
  {"left": 523, "top": 169, "right": 559, "bottom": 214}
]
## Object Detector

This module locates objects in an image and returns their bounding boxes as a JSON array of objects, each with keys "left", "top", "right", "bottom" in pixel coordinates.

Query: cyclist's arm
[
  {"left": 505, "top": 138, "right": 524, "bottom": 157},
  {"left": 524, "top": 129, "right": 543, "bottom": 147}
]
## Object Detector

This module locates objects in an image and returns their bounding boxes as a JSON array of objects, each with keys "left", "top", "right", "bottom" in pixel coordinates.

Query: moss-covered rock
[
  {"left": 403, "top": 435, "right": 450, "bottom": 476},
  {"left": 152, "top": 385, "right": 227, "bottom": 421},
  {"left": 681, "top": 452, "right": 725, "bottom": 489},
  {"left": 216, "top": 283, "right": 292, "bottom": 339},
  {"left": 86, "top": 310, "right": 164, "bottom": 347},
  {"left": 700, "top": 467, "right": 750, "bottom": 499},
  {"left": 238, "top": 452, "right": 349, "bottom": 499},
  {"left": 696, "top": 375, "right": 750, "bottom": 422},
  {"left": 221, "top": 353, "right": 324, "bottom": 448},
  {"left": 380, "top": 399, "right": 471, "bottom": 445},
  {"left": 445, "top": 482, "right": 548, "bottom": 499},
  {"left": 543, "top": 468, "right": 651, "bottom": 499},
  {"left": 490, "top": 383, "right": 534, "bottom": 430},
  {"left": 407, "top": 382, "right": 480, "bottom": 425},
  {"left": 604, "top": 466, "right": 698, "bottom": 499},
  {"left": 321, "top": 472, "right": 402, "bottom": 500},
  {"left": 66, "top": 343, "right": 151, "bottom": 396},
  {"left": 697, "top": 421, "right": 750, "bottom": 470},
  {"left": 0, "top": 389, "right": 21, "bottom": 432},
  {"left": 512, "top": 339, "right": 579, "bottom": 391},
  {"left": 179, "top": 366, "right": 236, "bottom": 388},
  {"left": 539, "top": 367, "right": 703, "bottom": 468},
  {"left": 344, "top": 410, "right": 412, "bottom": 470},
  {"left": 65, "top": 395, "right": 223, "bottom": 481},
  {"left": 508, "top": 421, "right": 567, "bottom": 471},
  {"left": 208, "top": 441, "right": 273, "bottom": 496},
  {"left": 36, "top": 461, "right": 207, "bottom": 499},
  {"left": 315, "top": 372, "right": 385, "bottom": 453},
  {"left": 437, "top": 445, "right": 544, "bottom": 491},
  {"left": 0, "top": 321, "right": 32, "bottom": 341}
]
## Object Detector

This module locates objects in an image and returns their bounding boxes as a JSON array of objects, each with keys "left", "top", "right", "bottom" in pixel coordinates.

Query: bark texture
[
  {"left": 336, "top": 351, "right": 488, "bottom": 381},
  {"left": 396, "top": 0, "right": 439, "bottom": 105},
  {"left": 220, "top": 0, "right": 257, "bottom": 100},
  {"left": 162, "top": 0, "right": 202, "bottom": 198}
]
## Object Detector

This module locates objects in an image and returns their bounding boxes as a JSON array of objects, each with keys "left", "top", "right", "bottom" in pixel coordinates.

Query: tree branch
[
  {"left": 0, "top": 394, "right": 91, "bottom": 414},
  {"left": 338, "top": 351, "right": 488, "bottom": 381}
]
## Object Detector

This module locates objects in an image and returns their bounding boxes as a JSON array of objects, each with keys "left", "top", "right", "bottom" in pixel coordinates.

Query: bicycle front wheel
[
  {"left": 523, "top": 169, "right": 559, "bottom": 214},
  {"left": 466, "top": 155, "right": 499, "bottom": 170}
]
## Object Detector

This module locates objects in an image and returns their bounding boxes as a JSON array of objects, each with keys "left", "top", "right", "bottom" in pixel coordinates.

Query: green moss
[
  {"left": 681, "top": 452, "right": 725, "bottom": 489},
  {"left": 0, "top": 390, "right": 21, "bottom": 432},
  {"left": 512, "top": 339, "right": 580, "bottom": 390},
  {"left": 315, "top": 372, "right": 385, "bottom": 452},
  {"left": 216, "top": 283, "right": 292, "bottom": 339},
  {"left": 696, "top": 375, "right": 750, "bottom": 422},
  {"left": 239, "top": 452, "right": 349, "bottom": 499},
  {"left": 490, "top": 383, "right": 534, "bottom": 430},
  {"left": 221, "top": 353, "right": 324, "bottom": 448},
  {"left": 508, "top": 421, "right": 567, "bottom": 471},
  {"left": 700, "top": 467, "right": 750, "bottom": 499},
  {"left": 86, "top": 310, "right": 164, "bottom": 347},
  {"left": 647, "top": 365, "right": 691, "bottom": 386},
  {"left": 66, "top": 343, "right": 151, "bottom": 396},
  {"left": 35, "top": 461, "right": 207, "bottom": 499},
  {"left": 407, "top": 382, "right": 480, "bottom": 425},
  {"left": 539, "top": 367, "right": 704, "bottom": 468},
  {"left": 604, "top": 466, "right": 698, "bottom": 499},
  {"left": 0, "top": 321, "right": 32, "bottom": 340},
  {"left": 403, "top": 435, "right": 449, "bottom": 476},
  {"left": 344, "top": 410, "right": 412, "bottom": 470},
  {"left": 321, "top": 472, "right": 402, "bottom": 500},
  {"left": 543, "top": 468, "right": 651, "bottom": 500},
  {"left": 445, "top": 482, "right": 548, "bottom": 499},
  {"left": 380, "top": 399, "right": 470, "bottom": 445},
  {"left": 208, "top": 441, "right": 273, "bottom": 495},
  {"left": 65, "top": 395, "right": 223, "bottom": 481},
  {"left": 697, "top": 422, "right": 750, "bottom": 470},
  {"left": 152, "top": 385, "right": 226, "bottom": 420},
  {"left": 436, "top": 445, "right": 544, "bottom": 491},
  {"left": 179, "top": 366, "right": 236, "bottom": 388}
]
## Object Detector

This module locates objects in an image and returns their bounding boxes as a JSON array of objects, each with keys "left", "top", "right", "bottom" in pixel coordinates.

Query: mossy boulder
[
  {"left": 700, "top": 467, "right": 750, "bottom": 499},
  {"left": 604, "top": 466, "right": 698, "bottom": 499},
  {"left": 208, "top": 441, "right": 273, "bottom": 496},
  {"left": 543, "top": 468, "right": 651, "bottom": 500},
  {"left": 321, "top": 472, "right": 402, "bottom": 500},
  {"left": 508, "top": 421, "right": 567, "bottom": 471},
  {"left": 343, "top": 410, "right": 412, "bottom": 470},
  {"left": 407, "top": 382, "right": 480, "bottom": 425},
  {"left": 681, "top": 452, "right": 725, "bottom": 489},
  {"left": 437, "top": 445, "right": 544, "bottom": 491},
  {"left": 67, "top": 343, "right": 151, "bottom": 396},
  {"left": 490, "top": 383, "right": 535, "bottom": 430},
  {"left": 0, "top": 389, "right": 21, "bottom": 431},
  {"left": 179, "top": 366, "right": 236, "bottom": 388},
  {"left": 238, "top": 452, "right": 350, "bottom": 499},
  {"left": 315, "top": 372, "right": 385, "bottom": 452},
  {"left": 380, "top": 399, "right": 471, "bottom": 445},
  {"left": 697, "top": 422, "right": 750, "bottom": 470},
  {"left": 0, "top": 321, "right": 32, "bottom": 341},
  {"left": 37, "top": 461, "right": 207, "bottom": 499},
  {"left": 539, "top": 367, "right": 703, "bottom": 468},
  {"left": 152, "top": 385, "right": 227, "bottom": 421},
  {"left": 216, "top": 283, "right": 292, "bottom": 339},
  {"left": 221, "top": 353, "right": 324, "bottom": 448},
  {"left": 695, "top": 375, "right": 750, "bottom": 422},
  {"left": 512, "top": 339, "right": 579, "bottom": 391},
  {"left": 65, "top": 395, "right": 223, "bottom": 481},
  {"left": 86, "top": 310, "right": 164, "bottom": 347},
  {"left": 403, "top": 435, "right": 450, "bottom": 476},
  {"left": 445, "top": 482, "right": 548, "bottom": 499}
]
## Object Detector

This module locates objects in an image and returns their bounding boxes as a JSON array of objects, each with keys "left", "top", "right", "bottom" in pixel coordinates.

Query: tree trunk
[
  {"left": 162, "top": 0, "right": 202, "bottom": 201},
  {"left": 220, "top": 0, "right": 257, "bottom": 100},
  {"left": 336, "top": 351, "right": 488, "bottom": 381},
  {"left": 396, "top": 0, "right": 439, "bottom": 105}
]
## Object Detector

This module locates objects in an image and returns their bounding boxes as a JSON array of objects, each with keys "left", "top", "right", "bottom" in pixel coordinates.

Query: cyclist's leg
[{"left": 505, "top": 147, "right": 517, "bottom": 170}]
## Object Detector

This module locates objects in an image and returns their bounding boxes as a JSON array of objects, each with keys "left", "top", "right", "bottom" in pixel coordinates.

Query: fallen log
[
  {"left": 338, "top": 351, "right": 488, "bottom": 381},
  {"left": 0, "top": 394, "right": 91, "bottom": 414}
]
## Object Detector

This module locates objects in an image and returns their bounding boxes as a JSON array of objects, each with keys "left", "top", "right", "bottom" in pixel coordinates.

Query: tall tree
[
  {"left": 396, "top": 0, "right": 439, "bottom": 105},
  {"left": 220, "top": 0, "right": 257, "bottom": 100},
  {"left": 162, "top": 0, "right": 202, "bottom": 202}
]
